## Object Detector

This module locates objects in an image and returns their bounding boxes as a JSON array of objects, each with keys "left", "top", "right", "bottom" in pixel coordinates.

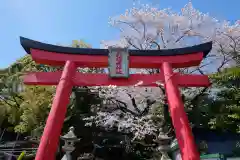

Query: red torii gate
[{"left": 20, "top": 37, "right": 212, "bottom": 160}]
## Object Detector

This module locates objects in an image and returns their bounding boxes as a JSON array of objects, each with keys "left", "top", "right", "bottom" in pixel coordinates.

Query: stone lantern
[
  {"left": 60, "top": 127, "right": 80, "bottom": 160},
  {"left": 155, "top": 128, "right": 172, "bottom": 160}
]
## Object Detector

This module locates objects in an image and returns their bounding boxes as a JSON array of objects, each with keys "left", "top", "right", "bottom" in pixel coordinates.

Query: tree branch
[
  {"left": 117, "top": 20, "right": 142, "bottom": 35},
  {"left": 141, "top": 99, "right": 156, "bottom": 116},
  {"left": 175, "top": 29, "right": 191, "bottom": 43},
  {"left": 160, "top": 32, "right": 167, "bottom": 48},
  {"left": 0, "top": 96, "right": 15, "bottom": 108},
  {"left": 125, "top": 37, "right": 141, "bottom": 50},
  {"left": 126, "top": 93, "right": 142, "bottom": 114},
  {"left": 110, "top": 98, "right": 140, "bottom": 116},
  {"left": 150, "top": 41, "right": 161, "bottom": 50},
  {"left": 140, "top": 20, "right": 146, "bottom": 39}
]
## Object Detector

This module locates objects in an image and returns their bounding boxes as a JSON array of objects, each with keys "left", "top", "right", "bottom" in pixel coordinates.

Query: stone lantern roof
[{"left": 61, "top": 127, "right": 81, "bottom": 142}]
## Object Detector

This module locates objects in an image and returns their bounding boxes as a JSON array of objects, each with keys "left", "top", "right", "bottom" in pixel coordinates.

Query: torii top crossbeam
[
  {"left": 20, "top": 36, "right": 212, "bottom": 160},
  {"left": 20, "top": 37, "right": 212, "bottom": 68}
]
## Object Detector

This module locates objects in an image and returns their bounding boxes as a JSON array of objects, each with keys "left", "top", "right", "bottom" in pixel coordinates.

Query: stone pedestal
[{"left": 155, "top": 128, "right": 172, "bottom": 160}]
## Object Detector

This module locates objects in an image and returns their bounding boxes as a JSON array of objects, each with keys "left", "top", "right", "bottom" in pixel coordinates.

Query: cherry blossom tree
[
  {"left": 84, "top": 85, "right": 163, "bottom": 140},
  {"left": 84, "top": 1, "right": 240, "bottom": 140},
  {"left": 104, "top": 2, "right": 239, "bottom": 71}
]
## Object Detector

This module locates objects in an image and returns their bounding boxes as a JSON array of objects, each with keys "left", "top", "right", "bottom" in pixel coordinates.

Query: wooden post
[
  {"left": 161, "top": 62, "right": 200, "bottom": 160},
  {"left": 35, "top": 61, "right": 76, "bottom": 160}
]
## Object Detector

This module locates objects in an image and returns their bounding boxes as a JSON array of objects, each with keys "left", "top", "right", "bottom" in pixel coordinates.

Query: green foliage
[
  {"left": 208, "top": 67, "right": 240, "bottom": 132},
  {"left": 17, "top": 151, "right": 25, "bottom": 160},
  {"left": 14, "top": 86, "right": 54, "bottom": 133},
  {"left": 0, "top": 55, "right": 55, "bottom": 134},
  {"left": 72, "top": 40, "right": 91, "bottom": 48},
  {"left": 0, "top": 40, "right": 95, "bottom": 136},
  {"left": 187, "top": 66, "right": 240, "bottom": 132},
  {"left": 211, "top": 66, "right": 240, "bottom": 87}
]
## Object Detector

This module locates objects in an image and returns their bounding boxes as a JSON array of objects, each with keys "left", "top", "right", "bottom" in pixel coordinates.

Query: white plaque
[{"left": 108, "top": 47, "right": 129, "bottom": 78}]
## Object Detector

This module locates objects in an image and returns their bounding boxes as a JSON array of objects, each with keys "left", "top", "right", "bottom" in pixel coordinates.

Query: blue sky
[{"left": 0, "top": 0, "right": 239, "bottom": 68}]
